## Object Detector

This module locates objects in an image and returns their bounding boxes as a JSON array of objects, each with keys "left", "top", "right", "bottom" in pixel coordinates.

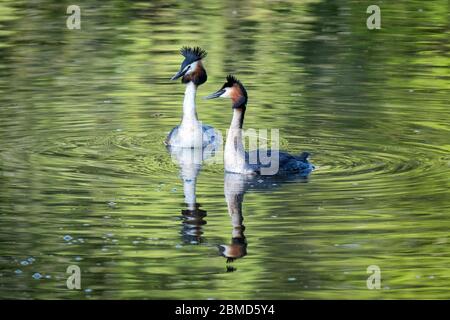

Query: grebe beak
[
  {"left": 170, "top": 67, "right": 188, "bottom": 80},
  {"left": 203, "top": 89, "right": 225, "bottom": 100}
]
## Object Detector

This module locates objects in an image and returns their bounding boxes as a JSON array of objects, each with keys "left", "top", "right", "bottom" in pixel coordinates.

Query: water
[{"left": 0, "top": 1, "right": 449, "bottom": 299}]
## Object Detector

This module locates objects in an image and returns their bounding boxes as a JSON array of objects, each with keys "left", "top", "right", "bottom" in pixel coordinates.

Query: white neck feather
[
  {"left": 181, "top": 82, "right": 198, "bottom": 126},
  {"left": 225, "top": 109, "right": 246, "bottom": 174}
]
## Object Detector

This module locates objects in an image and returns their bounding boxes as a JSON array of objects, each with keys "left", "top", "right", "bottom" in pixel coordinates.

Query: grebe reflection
[
  {"left": 167, "top": 145, "right": 218, "bottom": 244},
  {"left": 219, "top": 172, "right": 310, "bottom": 270}
]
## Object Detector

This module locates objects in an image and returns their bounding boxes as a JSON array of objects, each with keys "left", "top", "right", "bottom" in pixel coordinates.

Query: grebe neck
[
  {"left": 181, "top": 82, "right": 198, "bottom": 127},
  {"left": 225, "top": 108, "right": 247, "bottom": 173}
]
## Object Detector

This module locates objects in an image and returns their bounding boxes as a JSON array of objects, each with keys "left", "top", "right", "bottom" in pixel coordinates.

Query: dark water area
[{"left": 0, "top": 1, "right": 449, "bottom": 299}]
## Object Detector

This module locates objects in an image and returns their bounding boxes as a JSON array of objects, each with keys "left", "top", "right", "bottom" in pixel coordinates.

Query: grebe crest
[{"left": 171, "top": 46, "right": 207, "bottom": 86}]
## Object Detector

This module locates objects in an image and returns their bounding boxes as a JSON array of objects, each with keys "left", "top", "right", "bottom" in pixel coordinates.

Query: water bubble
[
  {"left": 108, "top": 201, "right": 116, "bottom": 207},
  {"left": 32, "top": 273, "right": 43, "bottom": 280}
]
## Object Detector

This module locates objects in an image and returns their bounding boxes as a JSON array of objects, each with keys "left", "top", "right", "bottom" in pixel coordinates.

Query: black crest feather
[
  {"left": 225, "top": 74, "right": 240, "bottom": 86},
  {"left": 180, "top": 46, "right": 207, "bottom": 64},
  {"left": 223, "top": 74, "right": 248, "bottom": 103}
]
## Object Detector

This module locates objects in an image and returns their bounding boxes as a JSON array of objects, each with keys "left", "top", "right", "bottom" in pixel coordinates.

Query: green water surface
[{"left": 0, "top": 0, "right": 449, "bottom": 299}]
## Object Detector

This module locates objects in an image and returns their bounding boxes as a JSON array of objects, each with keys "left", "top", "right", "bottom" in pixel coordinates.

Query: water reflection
[
  {"left": 167, "top": 145, "right": 218, "bottom": 245},
  {"left": 220, "top": 172, "right": 311, "bottom": 271},
  {"left": 219, "top": 173, "right": 248, "bottom": 266}
]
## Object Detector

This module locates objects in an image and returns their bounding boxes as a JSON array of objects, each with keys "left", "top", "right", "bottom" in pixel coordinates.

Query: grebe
[
  {"left": 205, "top": 75, "right": 314, "bottom": 176},
  {"left": 166, "top": 47, "right": 221, "bottom": 148}
]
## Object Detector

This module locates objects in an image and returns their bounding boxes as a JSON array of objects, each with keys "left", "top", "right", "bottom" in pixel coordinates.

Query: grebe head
[
  {"left": 170, "top": 46, "right": 207, "bottom": 86},
  {"left": 204, "top": 75, "right": 247, "bottom": 109}
]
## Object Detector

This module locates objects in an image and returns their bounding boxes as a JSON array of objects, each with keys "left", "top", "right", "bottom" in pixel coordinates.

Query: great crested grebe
[
  {"left": 166, "top": 47, "right": 221, "bottom": 148},
  {"left": 205, "top": 75, "right": 314, "bottom": 176}
]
